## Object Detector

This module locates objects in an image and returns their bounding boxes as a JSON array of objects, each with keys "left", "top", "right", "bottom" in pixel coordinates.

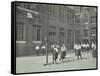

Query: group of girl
[{"left": 51, "top": 44, "right": 67, "bottom": 64}]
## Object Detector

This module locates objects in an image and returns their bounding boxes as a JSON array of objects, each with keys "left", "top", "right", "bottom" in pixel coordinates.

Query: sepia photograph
[{"left": 12, "top": 1, "right": 97, "bottom": 74}]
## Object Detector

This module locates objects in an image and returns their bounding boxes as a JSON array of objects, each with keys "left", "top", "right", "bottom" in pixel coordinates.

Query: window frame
[{"left": 16, "top": 22, "right": 26, "bottom": 43}]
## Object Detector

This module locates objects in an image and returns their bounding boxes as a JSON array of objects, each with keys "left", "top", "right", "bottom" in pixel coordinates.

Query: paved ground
[{"left": 16, "top": 51, "right": 97, "bottom": 73}]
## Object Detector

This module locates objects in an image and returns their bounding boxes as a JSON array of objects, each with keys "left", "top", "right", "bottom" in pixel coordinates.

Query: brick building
[{"left": 16, "top": 3, "right": 97, "bottom": 56}]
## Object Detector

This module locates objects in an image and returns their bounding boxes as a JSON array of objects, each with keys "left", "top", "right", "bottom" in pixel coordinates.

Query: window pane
[
  {"left": 48, "top": 26, "right": 56, "bottom": 43},
  {"left": 32, "top": 25, "right": 41, "bottom": 41},
  {"left": 84, "top": 29, "right": 88, "bottom": 37},
  {"left": 16, "top": 23, "right": 24, "bottom": 41},
  {"left": 75, "top": 30, "right": 80, "bottom": 43},
  {"left": 59, "top": 28, "right": 64, "bottom": 44},
  {"left": 37, "top": 29, "right": 40, "bottom": 41},
  {"left": 91, "top": 16, "right": 96, "bottom": 23},
  {"left": 75, "top": 15, "right": 80, "bottom": 23}
]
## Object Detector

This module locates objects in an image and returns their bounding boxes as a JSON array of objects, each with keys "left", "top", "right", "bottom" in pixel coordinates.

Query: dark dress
[
  {"left": 52, "top": 49, "right": 58, "bottom": 60},
  {"left": 60, "top": 51, "right": 66, "bottom": 59}
]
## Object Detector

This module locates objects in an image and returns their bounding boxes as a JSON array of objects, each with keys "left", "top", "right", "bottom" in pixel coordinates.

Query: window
[
  {"left": 48, "top": 5, "right": 52, "bottom": 20},
  {"left": 80, "top": 7, "right": 89, "bottom": 24},
  {"left": 84, "top": 14, "right": 88, "bottom": 23},
  {"left": 81, "top": 7, "right": 89, "bottom": 14},
  {"left": 70, "top": 12, "right": 74, "bottom": 24},
  {"left": 16, "top": 22, "right": 25, "bottom": 41},
  {"left": 32, "top": 25, "right": 41, "bottom": 41},
  {"left": 49, "top": 32, "right": 56, "bottom": 43},
  {"left": 59, "top": 28, "right": 64, "bottom": 44},
  {"left": 48, "top": 5, "right": 55, "bottom": 24},
  {"left": 37, "top": 29, "right": 40, "bottom": 41},
  {"left": 48, "top": 26, "right": 56, "bottom": 43},
  {"left": 67, "top": 29, "right": 73, "bottom": 49},
  {"left": 84, "top": 29, "right": 88, "bottom": 37},
  {"left": 75, "top": 30, "right": 80, "bottom": 42},
  {"left": 91, "top": 27, "right": 96, "bottom": 35},
  {"left": 81, "top": 13, "right": 89, "bottom": 24},
  {"left": 67, "top": 9, "right": 74, "bottom": 25},
  {"left": 67, "top": 30, "right": 72, "bottom": 43},
  {"left": 91, "top": 16, "right": 96, "bottom": 23},
  {"left": 91, "top": 30, "right": 96, "bottom": 34},
  {"left": 59, "top": 6, "right": 64, "bottom": 23},
  {"left": 34, "top": 16, "right": 41, "bottom": 24},
  {"left": 75, "top": 15, "right": 80, "bottom": 23}
]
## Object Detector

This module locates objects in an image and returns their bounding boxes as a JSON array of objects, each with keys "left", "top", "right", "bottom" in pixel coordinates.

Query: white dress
[{"left": 35, "top": 46, "right": 39, "bottom": 50}]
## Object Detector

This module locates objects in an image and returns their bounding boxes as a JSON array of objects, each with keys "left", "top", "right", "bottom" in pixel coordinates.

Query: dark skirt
[
  {"left": 76, "top": 50, "right": 81, "bottom": 56},
  {"left": 52, "top": 52, "right": 58, "bottom": 60},
  {"left": 60, "top": 51, "right": 66, "bottom": 59}
]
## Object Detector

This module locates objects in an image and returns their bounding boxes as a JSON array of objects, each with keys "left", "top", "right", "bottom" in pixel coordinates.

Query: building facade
[{"left": 16, "top": 3, "right": 97, "bottom": 57}]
